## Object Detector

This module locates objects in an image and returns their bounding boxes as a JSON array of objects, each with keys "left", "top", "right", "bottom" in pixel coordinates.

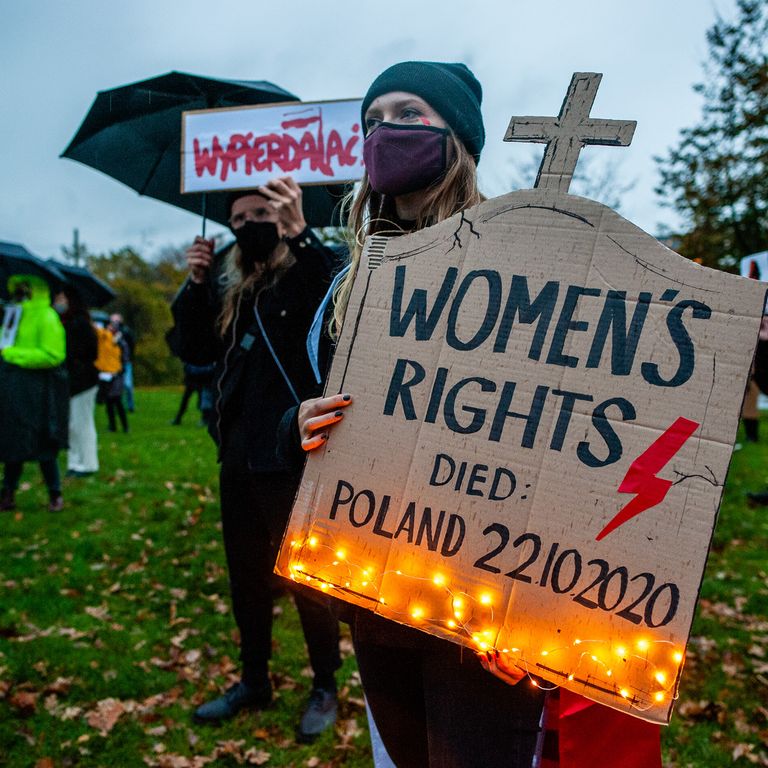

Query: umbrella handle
[{"left": 201, "top": 193, "right": 207, "bottom": 238}]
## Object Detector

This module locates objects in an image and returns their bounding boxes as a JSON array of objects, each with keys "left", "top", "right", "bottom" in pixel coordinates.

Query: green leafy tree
[{"left": 655, "top": 0, "right": 768, "bottom": 270}]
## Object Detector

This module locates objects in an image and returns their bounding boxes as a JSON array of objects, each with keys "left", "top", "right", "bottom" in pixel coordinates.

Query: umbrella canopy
[
  {"left": 47, "top": 260, "right": 116, "bottom": 308},
  {"left": 61, "top": 71, "right": 344, "bottom": 228},
  {"left": 0, "top": 241, "right": 66, "bottom": 300}
]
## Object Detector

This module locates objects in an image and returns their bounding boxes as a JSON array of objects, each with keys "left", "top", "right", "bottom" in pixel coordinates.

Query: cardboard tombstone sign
[{"left": 275, "top": 73, "right": 766, "bottom": 723}]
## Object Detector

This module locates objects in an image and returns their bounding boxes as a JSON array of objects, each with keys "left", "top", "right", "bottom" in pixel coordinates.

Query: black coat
[
  {"left": 0, "top": 362, "right": 68, "bottom": 462},
  {"left": 172, "top": 228, "right": 340, "bottom": 472},
  {"left": 63, "top": 313, "right": 98, "bottom": 396}
]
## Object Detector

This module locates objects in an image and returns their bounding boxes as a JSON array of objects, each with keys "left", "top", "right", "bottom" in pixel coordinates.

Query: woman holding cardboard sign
[{"left": 281, "top": 61, "right": 546, "bottom": 768}]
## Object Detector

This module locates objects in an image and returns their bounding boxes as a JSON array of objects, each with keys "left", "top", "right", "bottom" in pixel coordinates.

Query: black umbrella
[
  {"left": 0, "top": 241, "right": 66, "bottom": 300},
  {"left": 61, "top": 71, "right": 344, "bottom": 231},
  {"left": 47, "top": 260, "right": 116, "bottom": 308}
]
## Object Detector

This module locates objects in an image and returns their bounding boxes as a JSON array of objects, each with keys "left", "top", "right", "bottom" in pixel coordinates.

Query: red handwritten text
[{"left": 193, "top": 109, "right": 360, "bottom": 182}]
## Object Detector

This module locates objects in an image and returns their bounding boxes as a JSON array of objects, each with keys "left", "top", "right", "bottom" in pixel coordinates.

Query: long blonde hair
[
  {"left": 217, "top": 241, "right": 294, "bottom": 334},
  {"left": 330, "top": 133, "right": 483, "bottom": 338}
]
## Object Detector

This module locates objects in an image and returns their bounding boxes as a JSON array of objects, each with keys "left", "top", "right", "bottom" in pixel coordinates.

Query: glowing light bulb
[
  {"left": 654, "top": 692, "right": 665, "bottom": 703},
  {"left": 433, "top": 573, "right": 446, "bottom": 586},
  {"left": 309, "top": 536, "right": 318, "bottom": 548},
  {"left": 320, "top": 582, "right": 329, "bottom": 591},
  {"left": 411, "top": 606, "right": 424, "bottom": 619},
  {"left": 655, "top": 671, "right": 667, "bottom": 685},
  {"left": 607, "top": 670, "right": 613, "bottom": 677},
  {"left": 531, "top": 679, "right": 539, "bottom": 688},
  {"left": 620, "top": 688, "right": 629, "bottom": 699},
  {"left": 541, "top": 650, "right": 549, "bottom": 657},
  {"left": 568, "top": 674, "right": 574, "bottom": 681},
  {"left": 395, "top": 570, "right": 402, "bottom": 575},
  {"left": 574, "top": 638, "right": 581, "bottom": 645},
  {"left": 591, "top": 655, "right": 599, "bottom": 662},
  {"left": 379, "top": 597, "right": 386, "bottom": 604},
  {"left": 335, "top": 549, "right": 346, "bottom": 560},
  {"left": 447, "top": 619, "right": 457, "bottom": 629},
  {"left": 673, "top": 651, "right": 684, "bottom": 664},
  {"left": 480, "top": 593, "right": 492, "bottom": 606},
  {"left": 615, "top": 645, "right": 627, "bottom": 657},
  {"left": 636, "top": 639, "right": 649, "bottom": 652}
]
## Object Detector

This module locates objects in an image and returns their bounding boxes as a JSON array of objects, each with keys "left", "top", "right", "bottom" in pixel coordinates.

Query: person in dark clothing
[
  {"left": 110, "top": 313, "right": 136, "bottom": 412},
  {"left": 277, "top": 62, "right": 547, "bottom": 768},
  {"left": 0, "top": 275, "right": 68, "bottom": 512},
  {"left": 171, "top": 362, "right": 216, "bottom": 426},
  {"left": 106, "top": 321, "right": 130, "bottom": 434},
  {"left": 173, "top": 175, "right": 342, "bottom": 741},
  {"left": 54, "top": 287, "right": 99, "bottom": 476}
]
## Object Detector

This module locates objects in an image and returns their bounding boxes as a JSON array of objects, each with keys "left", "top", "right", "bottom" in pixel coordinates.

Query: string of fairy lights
[{"left": 283, "top": 531, "right": 684, "bottom": 714}]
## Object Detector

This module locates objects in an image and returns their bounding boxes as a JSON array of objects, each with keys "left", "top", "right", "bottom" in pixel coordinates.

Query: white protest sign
[
  {"left": 0, "top": 304, "right": 21, "bottom": 349},
  {"left": 275, "top": 74, "right": 766, "bottom": 724},
  {"left": 181, "top": 99, "right": 364, "bottom": 192}
]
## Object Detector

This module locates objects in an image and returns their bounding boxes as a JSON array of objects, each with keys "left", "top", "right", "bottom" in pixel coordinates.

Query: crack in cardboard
[
  {"left": 384, "top": 238, "right": 443, "bottom": 262},
  {"left": 447, "top": 209, "right": 481, "bottom": 253},
  {"left": 607, "top": 236, "right": 718, "bottom": 294},
  {"left": 672, "top": 465, "right": 721, "bottom": 488},
  {"left": 480, "top": 203, "right": 594, "bottom": 228}
]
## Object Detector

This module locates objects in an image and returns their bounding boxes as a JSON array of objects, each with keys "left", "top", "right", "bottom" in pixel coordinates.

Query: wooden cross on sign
[{"left": 505, "top": 72, "right": 636, "bottom": 194}]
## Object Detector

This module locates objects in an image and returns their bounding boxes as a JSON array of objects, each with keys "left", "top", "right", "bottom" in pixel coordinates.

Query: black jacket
[
  {"left": 63, "top": 313, "right": 98, "bottom": 396},
  {"left": 172, "top": 228, "right": 339, "bottom": 472}
]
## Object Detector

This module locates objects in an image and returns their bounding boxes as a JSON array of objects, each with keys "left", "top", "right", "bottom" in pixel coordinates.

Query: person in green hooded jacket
[{"left": 0, "top": 274, "right": 68, "bottom": 512}]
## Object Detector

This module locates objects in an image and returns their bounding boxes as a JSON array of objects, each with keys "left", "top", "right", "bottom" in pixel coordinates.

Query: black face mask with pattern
[{"left": 233, "top": 221, "right": 280, "bottom": 268}]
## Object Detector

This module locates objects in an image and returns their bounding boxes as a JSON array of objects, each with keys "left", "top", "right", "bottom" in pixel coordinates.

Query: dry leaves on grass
[
  {"left": 86, "top": 697, "right": 126, "bottom": 734},
  {"left": 143, "top": 741, "right": 272, "bottom": 768},
  {"left": 8, "top": 690, "right": 38, "bottom": 716},
  {"left": 731, "top": 742, "right": 768, "bottom": 764},
  {"left": 677, "top": 699, "right": 726, "bottom": 724}
]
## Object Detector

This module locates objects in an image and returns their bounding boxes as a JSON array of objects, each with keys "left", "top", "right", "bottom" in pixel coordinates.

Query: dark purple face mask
[{"left": 363, "top": 123, "right": 449, "bottom": 196}]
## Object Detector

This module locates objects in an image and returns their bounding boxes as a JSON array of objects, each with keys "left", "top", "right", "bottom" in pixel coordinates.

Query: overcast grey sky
[{"left": 2, "top": 0, "right": 732, "bottom": 260}]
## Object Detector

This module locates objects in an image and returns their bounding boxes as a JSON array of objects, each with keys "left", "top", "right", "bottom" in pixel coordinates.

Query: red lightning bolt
[{"left": 596, "top": 416, "right": 700, "bottom": 542}]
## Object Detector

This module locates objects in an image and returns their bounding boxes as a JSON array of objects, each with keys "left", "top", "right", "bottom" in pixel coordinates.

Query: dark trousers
[
  {"left": 106, "top": 397, "right": 128, "bottom": 432},
  {"left": 173, "top": 384, "right": 199, "bottom": 424},
  {"left": 353, "top": 618, "right": 544, "bottom": 768},
  {"left": 3, "top": 458, "right": 61, "bottom": 497},
  {"left": 219, "top": 464, "right": 341, "bottom": 689}
]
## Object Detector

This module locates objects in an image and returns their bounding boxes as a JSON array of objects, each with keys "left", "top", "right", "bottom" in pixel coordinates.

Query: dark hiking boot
[
  {"left": 192, "top": 681, "right": 272, "bottom": 724},
  {"left": 48, "top": 495, "right": 64, "bottom": 512},
  {"left": 297, "top": 687, "right": 338, "bottom": 743},
  {"left": 0, "top": 489, "right": 15, "bottom": 512}
]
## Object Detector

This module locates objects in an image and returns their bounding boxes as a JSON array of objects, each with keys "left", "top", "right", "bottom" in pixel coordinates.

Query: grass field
[{"left": 0, "top": 388, "right": 766, "bottom": 767}]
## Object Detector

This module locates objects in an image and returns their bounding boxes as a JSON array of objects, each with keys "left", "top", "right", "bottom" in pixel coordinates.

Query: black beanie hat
[
  {"left": 226, "top": 188, "right": 264, "bottom": 218},
  {"left": 360, "top": 61, "right": 485, "bottom": 162}
]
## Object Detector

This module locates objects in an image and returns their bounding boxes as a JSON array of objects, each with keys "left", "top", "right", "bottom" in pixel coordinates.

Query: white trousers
[{"left": 68, "top": 385, "right": 99, "bottom": 472}]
